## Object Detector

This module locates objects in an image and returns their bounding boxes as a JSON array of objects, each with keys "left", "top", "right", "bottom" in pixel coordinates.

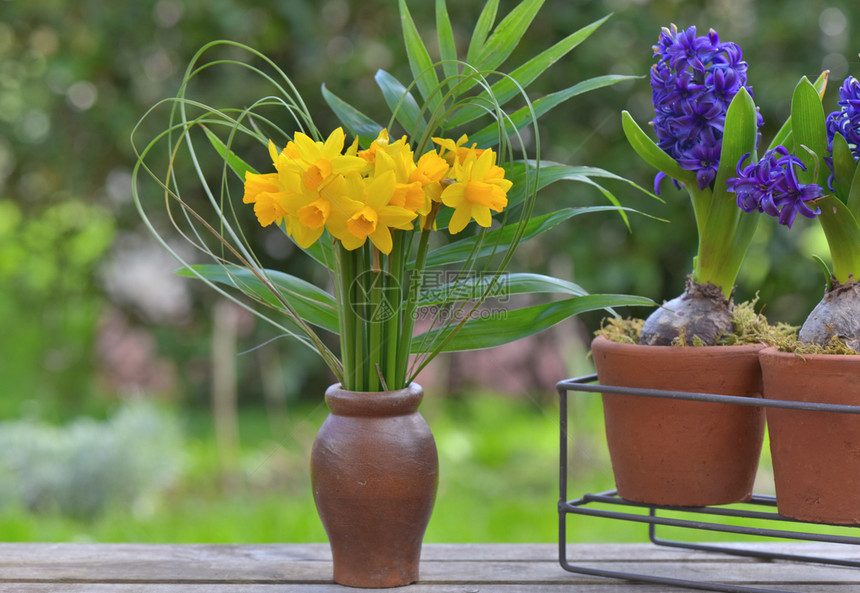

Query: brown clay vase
[
  {"left": 591, "top": 336, "right": 765, "bottom": 506},
  {"left": 310, "top": 383, "right": 438, "bottom": 588},
  {"left": 760, "top": 348, "right": 860, "bottom": 524}
]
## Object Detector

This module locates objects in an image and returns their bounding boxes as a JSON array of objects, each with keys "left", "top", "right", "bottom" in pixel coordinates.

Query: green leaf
[
  {"left": 466, "top": 0, "right": 498, "bottom": 65},
  {"left": 790, "top": 76, "right": 829, "bottom": 187},
  {"left": 203, "top": 126, "right": 259, "bottom": 181},
  {"left": 694, "top": 87, "right": 759, "bottom": 295},
  {"left": 179, "top": 264, "right": 340, "bottom": 333},
  {"left": 421, "top": 206, "right": 631, "bottom": 268},
  {"left": 398, "top": 0, "right": 441, "bottom": 112},
  {"left": 817, "top": 194, "right": 860, "bottom": 283},
  {"left": 831, "top": 132, "right": 857, "bottom": 203},
  {"left": 411, "top": 293, "right": 654, "bottom": 352},
  {"left": 713, "top": 87, "right": 758, "bottom": 196},
  {"left": 621, "top": 111, "right": 697, "bottom": 187},
  {"left": 473, "top": 0, "right": 544, "bottom": 71},
  {"left": 811, "top": 255, "right": 833, "bottom": 292},
  {"left": 321, "top": 84, "right": 384, "bottom": 146},
  {"left": 446, "top": 15, "right": 611, "bottom": 129},
  {"left": 374, "top": 69, "right": 426, "bottom": 136},
  {"left": 418, "top": 272, "right": 588, "bottom": 306},
  {"left": 435, "top": 0, "right": 459, "bottom": 83},
  {"left": 469, "top": 75, "right": 637, "bottom": 147},
  {"left": 766, "top": 73, "right": 829, "bottom": 151},
  {"left": 848, "top": 152, "right": 860, "bottom": 217}
]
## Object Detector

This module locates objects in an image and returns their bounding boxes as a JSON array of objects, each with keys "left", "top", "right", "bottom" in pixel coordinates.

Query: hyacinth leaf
[
  {"left": 178, "top": 264, "right": 340, "bottom": 333},
  {"left": 811, "top": 255, "right": 834, "bottom": 291},
  {"left": 466, "top": 0, "right": 498, "bottom": 64},
  {"left": 766, "top": 72, "right": 829, "bottom": 151},
  {"left": 847, "top": 154, "right": 860, "bottom": 217},
  {"left": 411, "top": 293, "right": 654, "bottom": 353},
  {"left": 713, "top": 88, "right": 758, "bottom": 197},
  {"left": 789, "top": 76, "right": 829, "bottom": 187},
  {"left": 203, "top": 126, "right": 259, "bottom": 181},
  {"left": 321, "top": 84, "right": 383, "bottom": 147},
  {"left": 421, "top": 206, "right": 631, "bottom": 268},
  {"left": 621, "top": 111, "right": 697, "bottom": 187},
  {"left": 374, "top": 69, "right": 426, "bottom": 136},
  {"left": 398, "top": 0, "right": 442, "bottom": 114},
  {"left": 695, "top": 87, "right": 758, "bottom": 296},
  {"left": 816, "top": 195, "right": 860, "bottom": 283},
  {"left": 472, "top": 0, "right": 544, "bottom": 72},
  {"left": 446, "top": 15, "right": 611, "bottom": 129},
  {"left": 830, "top": 132, "right": 857, "bottom": 204},
  {"left": 435, "top": 0, "right": 459, "bottom": 83},
  {"left": 417, "top": 272, "right": 589, "bottom": 307},
  {"left": 469, "top": 75, "right": 637, "bottom": 148}
]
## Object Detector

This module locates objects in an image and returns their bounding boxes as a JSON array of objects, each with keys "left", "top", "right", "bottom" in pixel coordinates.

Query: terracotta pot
[
  {"left": 310, "top": 383, "right": 438, "bottom": 588},
  {"left": 760, "top": 348, "right": 860, "bottom": 524},
  {"left": 591, "top": 336, "right": 765, "bottom": 506}
]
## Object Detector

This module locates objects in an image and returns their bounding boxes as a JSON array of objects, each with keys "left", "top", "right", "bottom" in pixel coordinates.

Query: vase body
[
  {"left": 591, "top": 336, "right": 765, "bottom": 506},
  {"left": 310, "top": 383, "right": 438, "bottom": 588},
  {"left": 760, "top": 348, "right": 860, "bottom": 524}
]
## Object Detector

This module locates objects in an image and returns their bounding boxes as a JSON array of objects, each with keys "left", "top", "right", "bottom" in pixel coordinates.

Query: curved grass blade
[
  {"left": 411, "top": 293, "right": 654, "bottom": 353},
  {"left": 180, "top": 264, "right": 340, "bottom": 333},
  {"left": 469, "top": 75, "right": 637, "bottom": 147},
  {"left": 421, "top": 206, "right": 633, "bottom": 268},
  {"left": 418, "top": 272, "right": 588, "bottom": 306},
  {"left": 447, "top": 15, "right": 612, "bottom": 129}
]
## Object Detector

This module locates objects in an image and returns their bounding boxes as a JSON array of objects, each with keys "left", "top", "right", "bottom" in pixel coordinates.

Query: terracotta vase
[
  {"left": 760, "top": 348, "right": 860, "bottom": 524},
  {"left": 591, "top": 336, "right": 766, "bottom": 506},
  {"left": 310, "top": 383, "right": 438, "bottom": 588}
]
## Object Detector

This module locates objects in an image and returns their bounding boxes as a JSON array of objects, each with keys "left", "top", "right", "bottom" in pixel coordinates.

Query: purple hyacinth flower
[
  {"left": 826, "top": 76, "right": 860, "bottom": 160},
  {"left": 727, "top": 146, "right": 824, "bottom": 228},
  {"left": 649, "top": 24, "right": 758, "bottom": 193}
]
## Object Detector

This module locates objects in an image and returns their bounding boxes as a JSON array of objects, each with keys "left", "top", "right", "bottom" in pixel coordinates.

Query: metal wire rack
[{"left": 557, "top": 373, "right": 860, "bottom": 593}]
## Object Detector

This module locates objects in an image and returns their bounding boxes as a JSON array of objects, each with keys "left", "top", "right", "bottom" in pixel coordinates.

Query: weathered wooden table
[{"left": 2, "top": 542, "right": 860, "bottom": 592}]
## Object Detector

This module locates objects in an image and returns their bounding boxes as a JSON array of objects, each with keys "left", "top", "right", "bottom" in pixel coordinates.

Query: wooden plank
[
  {"left": 3, "top": 580, "right": 857, "bottom": 593},
  {"left": 1, "top": 543, "right": 860, "bottom": 591}
]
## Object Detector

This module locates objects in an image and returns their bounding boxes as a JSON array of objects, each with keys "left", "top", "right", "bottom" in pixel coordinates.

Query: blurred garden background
[{"left": 0, "top": 0, "right": 856, "bottom": 543}]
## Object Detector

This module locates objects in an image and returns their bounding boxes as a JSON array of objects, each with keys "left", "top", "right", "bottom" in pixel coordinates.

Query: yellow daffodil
[
  {"left": 440, "top": 147, "right": 511, "bottom": 234},
  {"left": 327, "top": 171, "right": 418, "bottom": 254},
  {"left": 432, "top": 134, "right": 487, "bottom": 166},
  {"left": 411, "top": 150, "right": 450, "bottom": 205},
  {"left": 278, "top": 128, "right": 367, "bottom": 192}
]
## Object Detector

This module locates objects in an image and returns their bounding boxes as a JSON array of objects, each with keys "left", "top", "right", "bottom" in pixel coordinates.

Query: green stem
[
  {"left": 367, "top": 250, "right": 382, "bottom": 392},
  {"left": 385, "top": 231, "right": 405, "bottom": 390},
  {"left": 352, "top": 247, "right": 366, "bottom": 391},
  {"left": 336, "top": 243, "right": 356, "bottom": 390},
  {"left": 397, "top": 225, "right": 434, "bottom": 388}
]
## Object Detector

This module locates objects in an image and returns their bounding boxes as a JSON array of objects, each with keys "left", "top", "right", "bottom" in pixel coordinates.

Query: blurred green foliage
[{"left": 0, "top": 0, "right": 856, "bottom": 414}]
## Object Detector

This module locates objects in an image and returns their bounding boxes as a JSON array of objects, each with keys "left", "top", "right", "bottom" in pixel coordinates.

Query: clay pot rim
[
  {"left": 591, "top": 335, "right": 766, "bottom": 354},
  {"left": 324, "top": 382, "right": 424, "bottom": 417},
  {"left": 759, "top": 346, "right": 860, "bottom": 363}
]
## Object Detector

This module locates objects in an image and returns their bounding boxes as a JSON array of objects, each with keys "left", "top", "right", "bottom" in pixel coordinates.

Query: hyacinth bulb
[
  {"left": 639, "top": 279, "right": 732, "bottom": 346},
  {"left": 798, "top": 281, "right": 860, "bottom": 352}
]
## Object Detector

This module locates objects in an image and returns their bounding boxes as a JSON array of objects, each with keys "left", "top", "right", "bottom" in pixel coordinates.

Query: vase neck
[{"left": 325, "top": 383, "right": 424, "bottom": 417}]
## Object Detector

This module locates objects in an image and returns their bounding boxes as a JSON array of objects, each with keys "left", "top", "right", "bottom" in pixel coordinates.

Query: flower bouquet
[{"left": 132, "top": 0, "right": 651, "bottom": 586}]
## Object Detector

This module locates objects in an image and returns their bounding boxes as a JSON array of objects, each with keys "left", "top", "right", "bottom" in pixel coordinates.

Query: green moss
[{"left": 595, "top": 297, "right": 856, "bottom": 354}]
